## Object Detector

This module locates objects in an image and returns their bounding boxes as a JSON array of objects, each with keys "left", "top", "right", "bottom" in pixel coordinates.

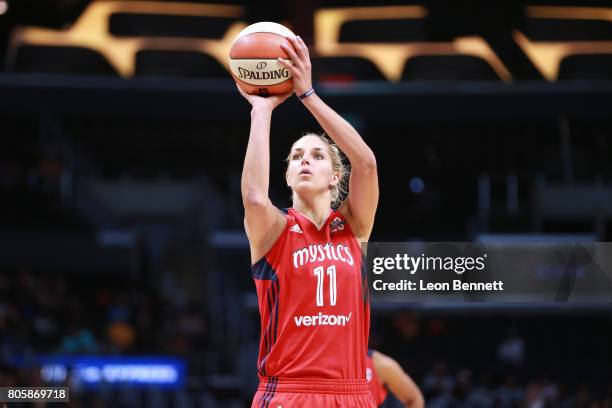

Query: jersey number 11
[{"left": 314, "top": 265, "right": 337, "bottom": 306}]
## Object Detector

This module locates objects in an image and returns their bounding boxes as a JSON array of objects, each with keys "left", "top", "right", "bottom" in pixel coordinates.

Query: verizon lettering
[
  {"left": 294, "top": 312, "right": 352, "bottom": 327},
  {"left": 293, "top": 243, "right": 354, "bottom": 268}
]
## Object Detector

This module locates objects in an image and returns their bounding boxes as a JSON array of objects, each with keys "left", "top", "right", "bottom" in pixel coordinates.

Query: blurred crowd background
[{"left": 1, "top": 0, "right": 611, "bottom": 406}]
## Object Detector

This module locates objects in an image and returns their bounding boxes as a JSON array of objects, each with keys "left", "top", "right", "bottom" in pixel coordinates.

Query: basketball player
[
  {"left": 238, "top": 34, "right": 378, "bottom": 407},
  {"left": 367, "top": 349, "right": 425, "bottom": 408}
]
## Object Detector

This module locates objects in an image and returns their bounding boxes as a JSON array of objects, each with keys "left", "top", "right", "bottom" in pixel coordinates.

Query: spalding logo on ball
[{"left": 229, "top": 22, "right": 295, "bottom": 96}]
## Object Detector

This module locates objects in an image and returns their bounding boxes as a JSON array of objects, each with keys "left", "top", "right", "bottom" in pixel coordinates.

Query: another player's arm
[
  {"left": 239, "top": 86, "right": 291, "bottom": 263},
  {"left": 372, "top": 350, "right": 425, "bottom": 408},
  {"left": 278, "top": 36, "right": 378, "bottom": 242}
]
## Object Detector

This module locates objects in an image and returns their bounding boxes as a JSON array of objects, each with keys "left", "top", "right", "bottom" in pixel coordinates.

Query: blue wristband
[{"left": 298, "top": 88, "right": 315, "bottom": 100}]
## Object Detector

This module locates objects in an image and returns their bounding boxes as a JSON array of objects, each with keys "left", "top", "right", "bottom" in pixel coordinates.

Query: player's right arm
[
  {"left": 372, "top": 350, "right": 425, "bottom": 408},
  {"left": 238, "top": 85, "right": 291, "bottom": 263}
]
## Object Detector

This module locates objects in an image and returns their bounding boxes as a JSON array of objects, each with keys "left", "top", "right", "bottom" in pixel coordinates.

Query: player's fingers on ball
[
  {"left": 280, "top": 41, "right": 303, "bottom": 68},
  {"left": 278, "top": 57, "right": 298, "bottom": 76},
  {"left": 294, "top": 37, "right": 311, "bottom": 70},
  {"left": 296, "top": 35, "right": 310, "bottom": 59},
  {"left": 280, "top": 43, "right": 300, "bottom": 68},
  {"left": 286, "top": 35, "right": 299, "bottom": 50},
  {"left": 289, "top": 35, "right": 307, "bottom": 61}
]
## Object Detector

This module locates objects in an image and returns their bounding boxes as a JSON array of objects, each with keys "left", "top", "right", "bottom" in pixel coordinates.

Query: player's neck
[{"left": 292, "top": 194, "right": 332, "bottom": 230}]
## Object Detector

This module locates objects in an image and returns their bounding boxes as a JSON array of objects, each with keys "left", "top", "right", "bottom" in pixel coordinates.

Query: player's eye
[{"left": 292, "top": 153, "right": 302, "bottom": 160}]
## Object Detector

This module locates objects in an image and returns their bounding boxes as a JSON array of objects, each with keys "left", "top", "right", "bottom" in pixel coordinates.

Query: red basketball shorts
[{"left": 251, "top": 377, "right": 376, "bottom": 408}]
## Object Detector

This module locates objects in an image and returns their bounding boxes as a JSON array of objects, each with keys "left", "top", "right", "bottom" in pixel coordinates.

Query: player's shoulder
[
  {"left": 336, "top": 201, "right": 370, "bottom": 242},
  {"left": 247, "top": 208, "right": 290, "bottom": 264}
]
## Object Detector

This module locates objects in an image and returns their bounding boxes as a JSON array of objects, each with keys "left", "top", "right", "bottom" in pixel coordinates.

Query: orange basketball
[{"left": 229, "top": 22, "right": 295, "bottom": 96}]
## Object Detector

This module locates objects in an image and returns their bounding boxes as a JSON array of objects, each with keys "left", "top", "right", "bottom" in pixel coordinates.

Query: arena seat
[
  {"left": 339, "top": 18, "right": 427, "bottom": 43},
  {"left": 314, "top": 6, "right": 511, "bottom": 82},
  {"left": 14, "top": 45, "right": 118, "bottom": 75},
  {"left": 558, "top": 54, "right": 612, "bottom": 80},
  {"left": 514, "top": 6, "right": 612, "bottom": 80},
  {"left": 135, "top": 50, "right": 229, "bottom": 78},
  {"left": 7, "top": 1, "right": 246, "bottom": 77},
  {"left": 524, "top": 17, "right": 612, "bottom": 41},
  {"left": 109, "top": 13, "right": 238, "bottom": 39},
  {"left": 402, "top": 55, "right": 501, "bottom": 81},
  {"left": 311, "top": 56, "right": 386, "bottom": 82}
]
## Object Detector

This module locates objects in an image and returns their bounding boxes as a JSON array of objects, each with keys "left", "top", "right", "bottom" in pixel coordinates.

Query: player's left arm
[
  {"left": 372, "top": 350, "right": 425, "bottom": 408},
  {"left": 278, "top": 35, "right": 378, "bottom": 242}
]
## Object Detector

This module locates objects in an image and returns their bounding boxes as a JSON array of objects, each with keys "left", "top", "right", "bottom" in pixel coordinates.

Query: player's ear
[{"left": 329, "top": 171, "right": 340, "bottom": 187}]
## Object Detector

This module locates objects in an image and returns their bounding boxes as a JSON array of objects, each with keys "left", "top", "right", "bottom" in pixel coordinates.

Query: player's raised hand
[
  {"left": 278, "top": 35, "right": 312, "bottom": 96},
  {"left": 236, "top": 84, "right": 291, "bottom": 113}
]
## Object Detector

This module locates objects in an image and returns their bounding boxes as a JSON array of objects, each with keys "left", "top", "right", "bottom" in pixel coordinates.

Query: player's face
[{"left": 286, "top": 135, "right": 339, "bottom": 199}]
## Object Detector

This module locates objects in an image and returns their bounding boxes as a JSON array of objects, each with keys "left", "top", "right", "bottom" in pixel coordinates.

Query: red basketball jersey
[
  {"left": 252, "top": 207, "right": 370, "bottom": 379},
  {"left": 366, "top": 350, "right": 388, "bottom": 406}
]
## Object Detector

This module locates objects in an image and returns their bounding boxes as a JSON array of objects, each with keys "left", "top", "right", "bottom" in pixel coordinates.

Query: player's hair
[{"left": 286, "top": 133, "right": 349, "bottom": 208}]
